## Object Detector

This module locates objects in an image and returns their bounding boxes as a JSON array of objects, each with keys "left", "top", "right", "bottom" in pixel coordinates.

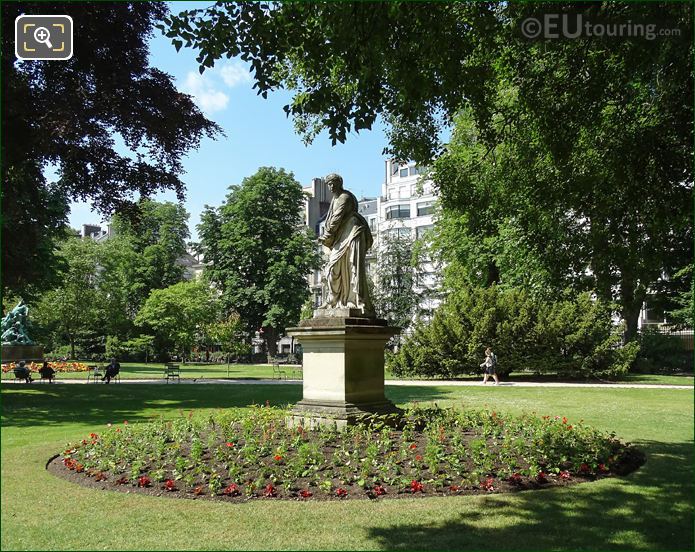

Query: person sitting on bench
[
  {"left": 38, "top": 360, "right": 56, "bottom": 382},
  {"left": 13, "top": 360, "right": 33, "bottom": 383},
  {"left": 102, "top": 358, "right": 120, "bottom": 384}
]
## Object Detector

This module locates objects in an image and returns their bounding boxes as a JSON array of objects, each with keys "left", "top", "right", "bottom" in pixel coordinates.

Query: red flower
[
  {"left": 335, "top": 487, "right": 348, "bottom": 498},
  {"left": 598, "top": 463, "right": 609, "bottom": 473},
  {"left": 164, "top": 479, "right": 177, "bottom": 491},
  {"left": 115, "top": 428, "right": 121, "bottom": 433},
  {"left": 274, "top": 454, "right": 283, "bottom": 462},
  {"left": 223, "top": 483, "right": 240, "bottom": 496},
  {"left": 415, "top": 454, "right": 423, "bottom": 462},
  {"left": 138, "top": 475, "right": 151, "bottom": 487},
  {"left": 579, "top": 463, "right": 591, "bottom": 474},
  {"left": 299, "top": 489, "right": 313, "bottom": 499},
  {"left": 225, "top": 442, "right": 235, "bottom": 448},
  {"left": 562, "top": 416, "right": 568, "bottom": 424},
  {"left": 81, "top": 439, "right": 87, "bottom": 445},
  {"left": 63, "top": 458, "right": 77, "bottom": 470},
  {"left": 567, "top": 425, "right": 573, "bottom": 430},
  {"left": 409, "top": 443, "right": 417, "bottom": 450},
  {"left": 373, "top": 485, "right": 387, "bottom": 496},
  {"left": 509, "top": 473, "right": 523, "bottom": 485},
  {"left": 89, "top": 433, "right": 99, "bottom": 440},
  {"left": 193, "top": 485, "right": 204, "bottom": 495},
  {"left": 409, "top": 480, "right": 424, "bottom": 493},
  {"left": 75, "top": 463, "right": 85, "bottom": 473},
  {"left": 263, "top": 484, "right": 277, "bottom": 497},
  {"left": 536, "top": 472, "right": 548, "bottom": 484},
  {"left": 559, "top": 471, "right": 571, "bottom": 480},
  {"left": 480, "top": 477, "right": 495, "bottom": 492},
  {"left": 448, "top": 485, "right": 461, "bottom": 492}
]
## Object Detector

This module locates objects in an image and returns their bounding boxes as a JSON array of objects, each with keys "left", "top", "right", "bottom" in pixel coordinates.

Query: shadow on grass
[
  {"left": 365, "top": 439, "right": 694, "bottom": 551},
  {"left": 0, "top": 384, "right": 457, "bottom": 428}
]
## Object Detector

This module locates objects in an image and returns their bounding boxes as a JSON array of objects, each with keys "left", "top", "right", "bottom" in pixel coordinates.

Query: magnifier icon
[{"left": 33, "top": 26, "right": 53, "bottom": 49}]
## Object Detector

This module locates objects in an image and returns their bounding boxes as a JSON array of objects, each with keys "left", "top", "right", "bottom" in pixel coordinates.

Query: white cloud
[
  {"left": 219, "top": 61, "right": 253, "bottom": 88},
  {"left": 181, "top": 71, "right": 229, "bottom": 114}
]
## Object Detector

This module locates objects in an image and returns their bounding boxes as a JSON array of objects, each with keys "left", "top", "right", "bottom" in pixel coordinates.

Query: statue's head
[{"left": 325, "top": 173, "right": 343, "bottom": 193}]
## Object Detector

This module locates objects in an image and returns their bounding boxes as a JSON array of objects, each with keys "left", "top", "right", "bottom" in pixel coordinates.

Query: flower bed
[
  {"left": 50, "top": 405, "right": 644, "bottom": 501},
  {"left": 2, "top": 361, "right": 89, "bottom": 374}
]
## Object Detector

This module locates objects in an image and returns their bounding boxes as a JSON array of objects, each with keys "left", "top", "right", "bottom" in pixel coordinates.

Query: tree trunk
[
  {"left": 70, "top": 336, "right": 75, "bottom": 360},
  {"left": 265, "top": 326, "right": 278, "bottom": 358},
  {"left": 620, "top": 278, "right": 646, "bottom": 343}
]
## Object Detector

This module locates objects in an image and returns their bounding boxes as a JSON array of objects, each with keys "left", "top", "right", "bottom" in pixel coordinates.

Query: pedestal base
[{"left": 287, "top": 316, "right": 401, "bottom": 429}]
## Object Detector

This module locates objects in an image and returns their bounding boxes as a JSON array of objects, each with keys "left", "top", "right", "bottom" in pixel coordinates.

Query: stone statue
[
  {"left": 1, "top": 301, "right": 34, "bottom": 346},
  {"left": 317, "top": 173, "right": 374, "bottom": 316}
]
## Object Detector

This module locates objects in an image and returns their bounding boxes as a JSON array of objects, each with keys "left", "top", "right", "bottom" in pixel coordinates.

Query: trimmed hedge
[{"left": 388, "top": 286, "right": 638, "bottom": 379}]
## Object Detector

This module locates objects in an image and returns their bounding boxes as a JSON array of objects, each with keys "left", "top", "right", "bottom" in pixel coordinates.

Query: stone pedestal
[
  {"left": 286, "top": 316, "right": 402, "bottom": 428},
  {"left": 1, "top": 344, "right": 44, "bottom": 363}
]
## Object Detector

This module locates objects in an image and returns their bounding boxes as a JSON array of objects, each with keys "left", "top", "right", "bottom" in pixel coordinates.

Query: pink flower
[
  {"left": 299, "top": 489, "right": 313, "bottom": 499},
  {"left": 225, "top": 442, "right": 234, "bottom": 448},
  {"left": 263, "top": 484, "right": 277, "bottom": 497},
  {"left": 335, "top": 487, "right": 348, "bottom": 497},
  {"left": 164, "top": 479, "right": 177, "bottom": 491},
  {"left": 373, "top": 485, "right": 387, "bottom": 496},
  {"left": 559, "top": 471, "right": 571, "bottom": 480}
]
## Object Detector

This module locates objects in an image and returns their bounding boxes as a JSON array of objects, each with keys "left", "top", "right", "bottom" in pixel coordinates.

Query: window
[
  {"left": 386, "top": 205, "right": 411, "bottom": 219},
  {"left": 416, "top": 225, "right": 434, "bottom": 239},
  {"left": 369, "top": 217, "right": 377, "bottom": 232},
  {"left": 391, "top": 163, "right": 399, "bottom": 176},
  {"left": 399, "top": 168, "right": 408, "bottom": 178},
  {"left": 386, "top": 227, "right": 412, "bottom": 239},
  {"left": 417, "top": 201, "right": 435, "bottom": 216},
  {"left": 409, "top": 166, "right": 420, "bottom": 176}
]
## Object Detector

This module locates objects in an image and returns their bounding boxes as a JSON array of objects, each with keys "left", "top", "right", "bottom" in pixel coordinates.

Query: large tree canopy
[
  {"left": 198, "top": 167, "right": 319, "bottom": 355},
  {"left": 166, "top": 1, "right": 692, "bottom": 341},
  {"left": 2, "top": 1, "right": 221, "bottom": 296}
]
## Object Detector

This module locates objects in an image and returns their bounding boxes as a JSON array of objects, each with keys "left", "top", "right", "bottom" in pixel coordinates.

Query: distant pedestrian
[{"left": 480, "top": 347, "right": 499, "bottom": 385}]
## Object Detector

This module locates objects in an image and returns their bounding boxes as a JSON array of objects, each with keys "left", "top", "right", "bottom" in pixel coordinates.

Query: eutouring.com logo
[{"left": 520, "top": 14, "right": 681, "bottom": 40}]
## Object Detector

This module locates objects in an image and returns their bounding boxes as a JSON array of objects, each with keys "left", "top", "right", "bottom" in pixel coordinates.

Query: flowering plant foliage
[{"left": 55, "top": 405, "right": 641, "bottom": 501}]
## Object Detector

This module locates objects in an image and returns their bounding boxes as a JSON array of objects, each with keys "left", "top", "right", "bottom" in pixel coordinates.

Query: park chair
[
  {"left": 164, "top": 364, "right": 181, "bottom": 383},
  {"left": 38, "top": 370, "right": 56, "bottom": 384},
  {"left": 272, "top": 361, "right": 286, "bottom": 380},
  {"left": 86, "top": 365, "right": 103, "bottom": 383}
]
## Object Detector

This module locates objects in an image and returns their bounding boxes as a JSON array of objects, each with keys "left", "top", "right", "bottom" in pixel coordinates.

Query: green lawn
[
  {"left": 2, "top": 361, "right": 692, "bottom": 386},
  {"left": 1, "top": 383, "right": 692, "bottom": 550}
]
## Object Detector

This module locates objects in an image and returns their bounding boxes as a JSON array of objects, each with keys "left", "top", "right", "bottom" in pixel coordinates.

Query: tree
[
  {"left": 371, "top": 230, "right": 419, "bottom": 340},
  {"left": 198, "top": 167, "right": 320, "bottom": 355},
  {"left": 135, "top": 281, "right": 218, "bottom": 359},
  {"left": 32, "top": 237, "right": 103, "bottom": 359},
  {"left": 2, "top": 1, "right": 221, "bottom": 297},
  {"left": 165, "top": 2, "right": 692, "bottom": 342},
  {"left": 205, "top": 312, "right": 251, "bottom": 374}
]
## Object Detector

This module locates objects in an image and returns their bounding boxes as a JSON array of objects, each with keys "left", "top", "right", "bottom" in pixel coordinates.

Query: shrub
[
  {"left": 634, "top": 328, "right": 693, "bottom": 373},
  {"left": 389, "top": 286, "right": 637, "bottom": 379}
]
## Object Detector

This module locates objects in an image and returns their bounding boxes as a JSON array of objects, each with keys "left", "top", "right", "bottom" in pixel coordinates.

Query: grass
[
  {"left": 2, "top": 361, "right": 692, "bottom": 386},
  {"left": 1, "top": 383, "right": 692, "bottom": 550}
]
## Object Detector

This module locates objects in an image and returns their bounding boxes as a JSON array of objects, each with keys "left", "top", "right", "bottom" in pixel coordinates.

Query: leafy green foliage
[
  {"left": 205, "top": 312, "right": 251, "bottom": 362},
  {"left": 389, "top": 287, "right": 637, "bottom": 380},
  {"left": 2, "top": 1, "right": 221, "bottom": 296},
  {"left": 372, "top": 232, "right": 420, "bottom": 339},
  {"left": 135, "top": 281, "right": 218, "bottom": 358},
  {"left": 197, "top": 167, "right": 319, "bottom": 354},
  {"left": 31, "top": 237, "right": 104, "bottom": 359}
]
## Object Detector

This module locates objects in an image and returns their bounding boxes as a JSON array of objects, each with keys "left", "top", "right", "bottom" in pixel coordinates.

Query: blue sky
[{"left": 68, "top": 1, "right": 390, "bottom": 241}]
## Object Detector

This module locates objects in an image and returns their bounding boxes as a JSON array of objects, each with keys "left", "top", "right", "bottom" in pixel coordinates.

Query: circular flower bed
[
  {"left": 2, "top": 361, "right": 89, "bottom": 373},
  {"left": 49, "top": 405, "right": 644, "bottom": 501}
]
